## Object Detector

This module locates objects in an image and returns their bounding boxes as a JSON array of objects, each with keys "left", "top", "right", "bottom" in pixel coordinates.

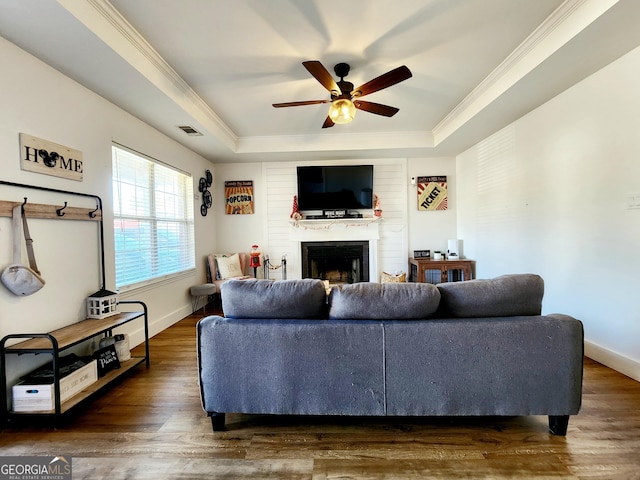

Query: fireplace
[{"left": 301, "top": 241, "right": 369, "bottom": 284}]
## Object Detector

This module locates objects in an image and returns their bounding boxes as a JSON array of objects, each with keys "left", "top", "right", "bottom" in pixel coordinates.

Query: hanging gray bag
[{"left": 1, "top": 204, "right": 45, "bottom": 296}]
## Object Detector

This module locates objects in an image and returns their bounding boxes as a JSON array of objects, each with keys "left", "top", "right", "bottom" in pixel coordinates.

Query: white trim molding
[{"left": 585, "top": 340, "right": 640, "bottom": 383}]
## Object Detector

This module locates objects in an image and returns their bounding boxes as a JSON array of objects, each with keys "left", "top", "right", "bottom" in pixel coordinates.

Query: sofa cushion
[
  {"left": 328, "top": 282, "right": 440, "bottom": 320},
  {"left": 437, "top": 274, "right": 544, "bottom": 318},
  {"left": 222, "top": 278, "right": 327, "bottom": 319}
]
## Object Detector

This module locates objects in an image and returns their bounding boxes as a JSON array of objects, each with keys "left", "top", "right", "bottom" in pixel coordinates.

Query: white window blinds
[{"left": 112, "top": 145, "right": 195, "bottom": 290}]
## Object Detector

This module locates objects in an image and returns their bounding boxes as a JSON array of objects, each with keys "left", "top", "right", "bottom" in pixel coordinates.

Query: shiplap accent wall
[{"left": 262, "top": 159, "right": 408, "bottom": 281}]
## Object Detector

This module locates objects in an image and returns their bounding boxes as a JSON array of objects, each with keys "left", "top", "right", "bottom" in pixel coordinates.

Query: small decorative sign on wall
[
  {"left": 225, "top": 180, "right": 254, "bottom": 214},
  {"left": 19, "top": 133, "right": 83, "bottom": 181},
  {"left": 417, "top": 176, "right": 448, "bottom": 211}
]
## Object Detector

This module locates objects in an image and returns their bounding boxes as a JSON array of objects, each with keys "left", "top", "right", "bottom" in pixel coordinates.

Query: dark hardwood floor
[{"left": 2, "top": 307, "right": 640, "bottom": 479}]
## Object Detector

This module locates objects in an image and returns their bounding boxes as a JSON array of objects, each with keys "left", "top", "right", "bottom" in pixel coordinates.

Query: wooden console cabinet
[{"left": 409, "top": 258, "right": 474, "bottom": 284}]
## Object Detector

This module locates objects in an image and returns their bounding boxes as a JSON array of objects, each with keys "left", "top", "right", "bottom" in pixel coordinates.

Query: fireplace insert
[{"left": 301, "top": 241, "right": 369, "bottom": 284}]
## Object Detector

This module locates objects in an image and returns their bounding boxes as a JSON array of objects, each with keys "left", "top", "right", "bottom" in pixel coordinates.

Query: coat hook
[
  {"left": 56, "top": 201, "right": 68, "bottom": 217},
  {"left": 88, "top": 204, "right": 100, "bottom": 218}
]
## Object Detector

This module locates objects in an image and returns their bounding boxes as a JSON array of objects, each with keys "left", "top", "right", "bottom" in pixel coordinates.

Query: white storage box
[{"left": 12, "top": 360, "right": 98, "bottom": 412}]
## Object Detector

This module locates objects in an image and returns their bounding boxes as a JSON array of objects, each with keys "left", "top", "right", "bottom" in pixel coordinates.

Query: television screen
[{"left": 297, "top": 165, "right": 373, "bottom": 211}]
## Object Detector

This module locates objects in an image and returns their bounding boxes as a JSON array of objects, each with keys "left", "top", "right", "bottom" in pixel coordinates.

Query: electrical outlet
[{"left": 627, "top": 194, "right": 640, "bottom": 209}]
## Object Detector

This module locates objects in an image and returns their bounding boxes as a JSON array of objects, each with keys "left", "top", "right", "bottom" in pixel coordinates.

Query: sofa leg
[
  {"left": 548, "top": 415, "right": 569, "bottom": 435},
  {"left": 210, "top": 412, "right": 226, "bottom": 432}
]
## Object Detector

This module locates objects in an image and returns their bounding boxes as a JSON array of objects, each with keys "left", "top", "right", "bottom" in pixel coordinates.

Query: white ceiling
[{"left": 1, "top": 0, "right": 640, "bottom": 163}]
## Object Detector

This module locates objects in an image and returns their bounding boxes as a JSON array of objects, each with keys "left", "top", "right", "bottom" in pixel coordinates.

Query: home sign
[{"left": 19, "top": 133, "right": 83, "bottom": 181}]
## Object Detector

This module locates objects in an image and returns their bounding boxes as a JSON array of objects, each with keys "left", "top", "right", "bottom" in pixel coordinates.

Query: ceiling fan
[{"left": 273, "top": 61, "right": 412, "bottom": 128}]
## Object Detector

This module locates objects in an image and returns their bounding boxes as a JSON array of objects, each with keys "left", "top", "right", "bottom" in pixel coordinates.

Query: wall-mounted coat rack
[
  {"left": 0, "top": 199, "right": 102, "bottom": 221},
  {"left": 0, "top": 180, "right": 106, "bottom": 290}
]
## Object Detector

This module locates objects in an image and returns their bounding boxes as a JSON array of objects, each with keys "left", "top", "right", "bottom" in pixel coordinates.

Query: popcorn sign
[{"left": 225, "top": 180, "right": 254, "bottom": 215}]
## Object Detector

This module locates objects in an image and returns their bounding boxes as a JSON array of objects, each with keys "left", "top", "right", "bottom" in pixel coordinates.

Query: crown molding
[
  {"left": 432, "top": 0, "right": 619, "bottom": 146},
  {"left": 56, "top": 0, "right": 238, "bottom": 150},
  {"left": 237, "top": 131, "right": 434, "bottom": 154}
]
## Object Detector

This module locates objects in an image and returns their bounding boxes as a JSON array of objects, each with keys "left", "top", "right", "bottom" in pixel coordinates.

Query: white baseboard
[
  {"left": 585, "top": 340, "right": 640, "bottom": 383},
  {"left": 123, "top": 304, "right": 193, "bottom": 350}
]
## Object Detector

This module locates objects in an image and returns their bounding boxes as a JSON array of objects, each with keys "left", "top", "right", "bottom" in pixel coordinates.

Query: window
[{"left": 112, "top": 145, "right": 195, "bottom": 290}]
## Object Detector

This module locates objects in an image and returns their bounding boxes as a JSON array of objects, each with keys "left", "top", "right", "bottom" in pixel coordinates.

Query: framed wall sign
[
  {"left": 225, "top": 180, "right": 254, "bottom": 214},
  {"left": 19, "top": 133, "right": 83, "bottom": 181},
  {"left": 417, "top": 176, "right": 448, "bottom": 211}
]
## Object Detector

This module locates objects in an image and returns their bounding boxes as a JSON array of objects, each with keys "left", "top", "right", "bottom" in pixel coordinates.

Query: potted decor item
[{"left": 433, "top": 251, "right": 443, "bottom": 260}]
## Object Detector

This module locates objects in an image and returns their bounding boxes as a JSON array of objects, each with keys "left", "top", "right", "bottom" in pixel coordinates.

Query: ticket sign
[{"left": 417, "top": 176, "right": 448, "bottom": 211}]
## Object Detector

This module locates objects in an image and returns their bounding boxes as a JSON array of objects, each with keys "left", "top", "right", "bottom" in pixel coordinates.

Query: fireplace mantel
[
  {"left": 290, "top": 217, "right": 380, "bottom": 281},
  {"left": 289, "top": 217, "right": 380, "bottom": 242}
]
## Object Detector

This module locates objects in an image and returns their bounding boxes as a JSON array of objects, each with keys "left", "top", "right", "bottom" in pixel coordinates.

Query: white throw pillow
[{"left": 216, "top": 253, "right": 243, "bottom": 279}]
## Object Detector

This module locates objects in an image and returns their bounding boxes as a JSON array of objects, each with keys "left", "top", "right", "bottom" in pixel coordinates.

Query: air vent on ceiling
[{"left": 177, "top": 125, "right": 203, "bottom": 136}]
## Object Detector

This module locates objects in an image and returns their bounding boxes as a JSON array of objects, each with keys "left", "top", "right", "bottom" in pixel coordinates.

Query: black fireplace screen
[{"left": 301, "top": 241, "right": 369, "bottom": 284}]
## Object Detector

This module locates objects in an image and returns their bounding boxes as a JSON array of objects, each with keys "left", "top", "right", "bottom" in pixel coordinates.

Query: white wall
[
  {"left": 457, "top": 44, "right": 640, "bottom": 381},
  {"left": 0, "top": 37, "right": 215, "bottom": 382}
]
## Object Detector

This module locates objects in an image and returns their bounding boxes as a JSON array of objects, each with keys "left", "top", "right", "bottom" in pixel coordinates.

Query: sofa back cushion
[
  {"left": 329, "top": 282, "right": 440, "bottom": 320},
  {"left": 222, "top": 278, "right": 327, "bottom": 319},
  {"left": 437, "top": 274, "right": 544, "bottom": 318}
]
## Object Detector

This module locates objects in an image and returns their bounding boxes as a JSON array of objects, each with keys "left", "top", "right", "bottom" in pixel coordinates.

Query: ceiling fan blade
[
  {"left": 322, "top": 116, "right": 335, "bottom": 128},
  {"left": 303, "top": 61, "right": 341, "bottom": 95},
  {"left": 352, "top": 65, "right": 412, "bottom": 97},
  {"left": 353, "top": 100, "right": 399, "bottom": 117},
  {"left": 273, "top": 100, "right": 331, "bottom": 108}
]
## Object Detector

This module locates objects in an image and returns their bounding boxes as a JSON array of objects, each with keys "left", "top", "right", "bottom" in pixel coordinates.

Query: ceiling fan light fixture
[{"left": 329, "top": 98, "right": 356, "bottom": 124}]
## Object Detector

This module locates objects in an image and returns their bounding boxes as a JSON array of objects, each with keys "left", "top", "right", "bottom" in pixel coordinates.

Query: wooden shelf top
[
  {"left": 409, "top": 257, "right": 473, "bottom": 263},
  {"left": 4, "top": 311, "right": 144, "bottom": 352},
  {"left": 0, "top": 200, "right": 101, "bottom": 221}
]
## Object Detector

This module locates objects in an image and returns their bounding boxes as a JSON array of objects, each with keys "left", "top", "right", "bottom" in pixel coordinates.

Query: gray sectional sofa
[{"left": 197, "top": 274, "right": 583, "bottom": 435}]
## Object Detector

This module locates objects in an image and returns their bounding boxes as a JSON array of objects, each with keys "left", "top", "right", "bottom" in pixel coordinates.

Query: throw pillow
[
  {"left": 381, "top": 271, "right": 406, "bottom": 283},
  {"left": 216, "top": 253, "right": 244, "bottom": 279}
]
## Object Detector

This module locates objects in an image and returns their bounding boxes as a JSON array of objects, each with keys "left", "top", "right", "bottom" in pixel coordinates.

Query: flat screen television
[{"left": 297, "top": 165, "right": 374, "bottom": 211}]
